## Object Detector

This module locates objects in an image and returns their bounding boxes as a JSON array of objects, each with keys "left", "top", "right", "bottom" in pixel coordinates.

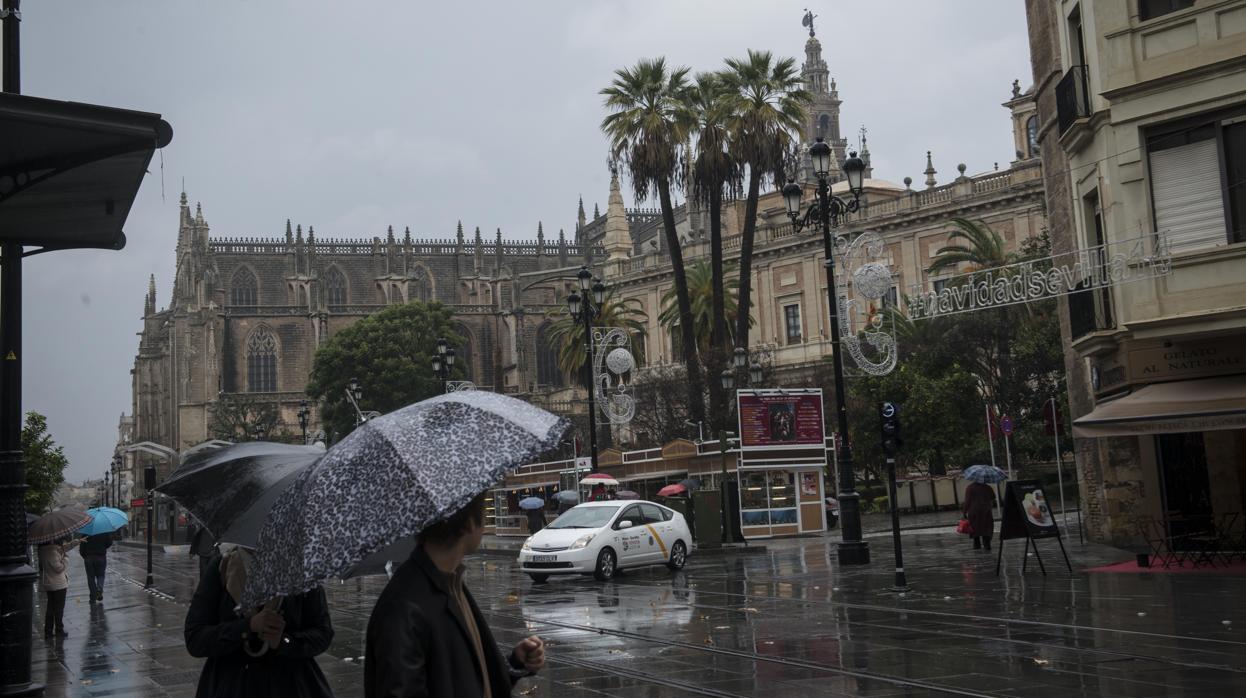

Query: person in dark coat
[
  {"left": 525, "top": 507, "right": 545, "bottom": 535},
  {"left": 963, "top": 481, "right": 998, "bottom": 551},
  {"left": 365, "top": 493, "right": 545, "bottom": 697},
  {"left": 184, "top": 546, "right": 335, "bottom": 698},
  {"left": 79, "top": 531, "right": 113, "bottom": 603}
]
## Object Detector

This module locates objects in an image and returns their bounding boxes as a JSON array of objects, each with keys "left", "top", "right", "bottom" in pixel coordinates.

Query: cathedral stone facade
[{"left": 128, "top": 27, "right": 1048, "bottom": 488}]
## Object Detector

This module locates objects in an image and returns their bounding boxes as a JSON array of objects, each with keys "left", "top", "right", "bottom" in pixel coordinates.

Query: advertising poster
[
  {"left": 738, "top": 392, "right": 825, "bottom": 449},
  {"left": 801, "top": 472, "right": 818, "bottom": 497},
  {"left": 999, "top": 480, "right": 1060, "bottom": 540}
]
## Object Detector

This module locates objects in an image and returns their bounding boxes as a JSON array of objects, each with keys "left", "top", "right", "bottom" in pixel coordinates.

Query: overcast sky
[{"left": 19, "top": 1, "right": 1032, "bottom": 485}]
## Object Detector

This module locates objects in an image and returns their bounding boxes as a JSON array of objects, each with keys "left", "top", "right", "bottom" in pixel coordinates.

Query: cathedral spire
[
  {"left": 603, "top": 168, "right": 632, "bottom": 264},
  {"left": 924, "top": 151, "right": 938, "bottom": 189},
  {"left": 285, "top": 219, "right": 294, "bottom": 244},
  {"left": 577, "top": 196, "right": 586, "bottom": 231},
  {"left": 593, "top": 202, "right": 600, "bottom": 219},
  {"left": 145, "top": 274, "right": 156, "bottom": 315}
]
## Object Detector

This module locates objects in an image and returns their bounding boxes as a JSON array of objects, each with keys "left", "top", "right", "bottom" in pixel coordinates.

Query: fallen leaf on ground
[{"left": 505, "top": 593, "right": 520, "bottom": 603}]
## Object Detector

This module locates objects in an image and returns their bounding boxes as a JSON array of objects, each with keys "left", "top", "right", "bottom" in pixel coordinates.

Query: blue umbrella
[
  {"left": 518, "top": 496, "right": 544, "bottom": 510},
  {"left": 962, "top": 465, "right": 1008, "bottom": 484},
  {"left": 553, "top": 491, "right": 579, "bottom": 504},
  {"left": 79, "top": 507, "right": 129, "bottom": 536}
]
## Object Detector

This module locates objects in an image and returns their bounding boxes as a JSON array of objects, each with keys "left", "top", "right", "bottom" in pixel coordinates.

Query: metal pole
[
  {"left": 817, "top": 176, "right": 868, "bottom": 566},
  {"left": 144, "top": 465, "right": 154, "bottom": 587},
  {"left": 584, "top": 310, "right": 599, "bottom": 473},
  {"left": 1003, "top": 431, "right": 1013, "bottom": 480},
  {"left": 1052, "top": 396, "right": 1068, "bottom": 532},
  {"left": 0, "top": 3, "right": 40, "bottom": 692},
  {"left": 985, "top": 403, "right": 997, "bottom": 470},
  {"left": 886, "top": 455, "right": 908, "bottom": 591}
]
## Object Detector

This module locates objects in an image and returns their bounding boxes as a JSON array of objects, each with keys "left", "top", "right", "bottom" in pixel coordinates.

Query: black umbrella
[
  {"left": 243, "top": 391, "right": 567, "bottom": 606},
  {"left": 154, "top": 441, "right": 323, "bottom": 547}
]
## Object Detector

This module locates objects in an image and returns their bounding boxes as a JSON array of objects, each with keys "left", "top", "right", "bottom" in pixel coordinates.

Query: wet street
[{"left": 31, "top": 533, "right": 1246, "bottom": 697}]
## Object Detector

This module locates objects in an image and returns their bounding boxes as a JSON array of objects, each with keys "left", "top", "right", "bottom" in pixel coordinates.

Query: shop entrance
[{"left": 1156, "top": 432, "right": 1213, "bottom": 538}]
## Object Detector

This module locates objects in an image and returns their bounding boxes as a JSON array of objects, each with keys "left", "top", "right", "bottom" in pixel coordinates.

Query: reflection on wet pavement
[{"left": 31, "top": 534, "right": 1246, "bottom": 696}]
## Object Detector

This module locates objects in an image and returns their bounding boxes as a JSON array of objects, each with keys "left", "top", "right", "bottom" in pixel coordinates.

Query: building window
[
  {"left": 1148, "top": 114, "right": 1246, "bottom": 252},
  {"left": 325, "top": 267, "right": 347, "bottom": 306},
  {"left": 884, "top": 286, "right": 898, "bottom": 309},
  {"left": 1026, "top": 115, "right": 1040, "bottom": 158},
  {"left": 783, "top": 304, "right": 802, "bottom": 345},
  {"left": 230, "top": 268, "right": 257, "bottom": 307},
  {"left": 410, "top": 274, "right": 431, "bottom": 303},
  {"left": 739, "top": 470, "right": 798, "bottom": 527},
  {"left": 535, "top": 324, "right": 564, "bottom": 388},
  {"left": 1139, "top": 0, "right": 1195, "bottom": 22},
  {"left": 932, "top": 278, "right": 950, "bottom": 294},
  {"left": 246, "top": 326, "right": 278, "bottom": 393}
]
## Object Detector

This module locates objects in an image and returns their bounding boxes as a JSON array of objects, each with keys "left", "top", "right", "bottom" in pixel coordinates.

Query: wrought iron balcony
[{"left": 1056, "top": 65, "right": 1091, "bottom": 135}]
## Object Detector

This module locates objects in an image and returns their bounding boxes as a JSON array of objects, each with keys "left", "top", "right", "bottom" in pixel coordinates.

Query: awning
[
  {"left": 0, "top": 93, "right": 173, "bottom": 251},
  {"left": 619, "top": 469, "right": 688, "bottom": 483},
  {"left": 497, "top": 480, "right": 558, "bottom": 492},
  {"left": 1073, "top": 375, "right": 1246, "bottom": 437}
]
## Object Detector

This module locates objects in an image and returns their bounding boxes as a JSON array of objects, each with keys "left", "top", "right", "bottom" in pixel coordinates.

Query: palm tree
[
  {"left": 721, "top": 50, "right": 811, "bottom": 355},
  {"left": 658, "top": 261, "right": 750, "bottom": 356},
  {"left": 544, "top": 291, "right": 648, "bottom": 384},
  {"left": 927, "top": 218, "right": 1018, "bottom": 275},
  {"left": 601, "top": 57, "right": 706, "bottom": 424}
]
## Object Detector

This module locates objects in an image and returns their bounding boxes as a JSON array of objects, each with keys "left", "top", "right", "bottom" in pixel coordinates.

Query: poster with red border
[{"left": 737, "top": 390, "right": 825, "bottom": 449}]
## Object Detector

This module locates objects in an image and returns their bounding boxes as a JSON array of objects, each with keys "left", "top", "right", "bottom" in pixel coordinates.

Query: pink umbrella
[{"left": 657, "top": 483, "right": 687, "bottom": 498}]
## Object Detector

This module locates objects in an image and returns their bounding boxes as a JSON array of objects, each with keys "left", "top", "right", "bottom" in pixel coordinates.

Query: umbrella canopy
[
  {"left": 552, "top": 491, "right": 579, "bottom": 504},
  {"left": 79, "top": 507, "right": 129, "bottom": 536},
  {"left": 0, "top": 93, "right": 173, "bottom": 251},
  {"left": 615, "top": 489, "right": 640, "bottom": 500},
  {"left": 518, "top": 497, "right": 545, "bottom": 510},
  {"left": 29, "top": 509, "right": 91, "bottom": 545},
  {"left": 962, "top": 464, "right": 1009, "bottom": 484},
  {"left": 26, "top": 512, "right": 40, "bottom": 527},
  {"left": 155, "top": 441, "right": 323, "bottom": 547},
  {"left": 243, "top": 391, "right": 567, "bottom": 607},
  {"left": 657, "top": 483, "right": 687, "bottom": 498},
  {"left": 580, "top": 474, "right": 619, "bottom": 487},
  {"left": 679, "top": 478, "right": 701, "bottom": 491}
]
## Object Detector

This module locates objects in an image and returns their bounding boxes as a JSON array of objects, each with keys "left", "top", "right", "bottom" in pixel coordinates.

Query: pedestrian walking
[
  {"left": 38, "top": 537, "right": 79, "bottom": 638},
  {"left": 365, "top": 493, "right": 546, "bottom": 697},
  {"left": 963, "top": 481, "right": 998, "bottom": 551},
  {"left": 526, "top": 507, "right": 545, "bottom": 535},
  {"left": 79, "top": 531, "right": 113, "bottom": 603},
  {"left": 184, "top": 545, "right": 335, "bottom": 698}
]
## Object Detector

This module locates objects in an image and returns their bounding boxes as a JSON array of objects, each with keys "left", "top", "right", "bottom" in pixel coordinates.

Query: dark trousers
[
  {"left": 83, "top": 555, "right": 107, "bottom": 598},
  {"left": 44, "top": 589, "right": 67, "bottom": 635},
  {"left": 972, "top": 536, "right": 992, "bottom": 550}
]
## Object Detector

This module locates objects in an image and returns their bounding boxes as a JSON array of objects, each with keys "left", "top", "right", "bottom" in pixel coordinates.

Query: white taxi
[{"left": 518, "top": 500, "right": 691, "bottom": 583}]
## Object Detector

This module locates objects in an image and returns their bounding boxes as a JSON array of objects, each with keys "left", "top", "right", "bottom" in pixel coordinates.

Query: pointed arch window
[
  {"left": 535, "top": 324, "right": 564, "bottom": 388},
  {"left": 410, "top": 272, "right": 431, "bottom": 302},
  {"left": 247, "top": 326, "right": 278, "bottom": 392},
  {"left": 231, "top": 268, "right": 258, "bottom": 306},
  {"left": 325, "top": 267, "right": 347, "bottom": 306}
]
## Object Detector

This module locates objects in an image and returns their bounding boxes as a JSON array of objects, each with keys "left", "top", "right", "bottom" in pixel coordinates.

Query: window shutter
[{"left": 1149, "top": 139, "right": 1226, "bottom": 253}]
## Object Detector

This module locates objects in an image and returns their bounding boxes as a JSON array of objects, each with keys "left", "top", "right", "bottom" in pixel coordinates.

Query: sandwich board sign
[{"left": 995, "top": 479, "right": 1072, "bottom": 575}]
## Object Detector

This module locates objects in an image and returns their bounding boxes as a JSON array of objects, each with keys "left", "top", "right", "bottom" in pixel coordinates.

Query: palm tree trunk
[
  {"left": 707, "top": 187, "right": 728, "bottom": 432},
  {"left": 658, "top": 177, "right": 707, "bottom": 426},
  {"left": 734, "top": 169, "right": 761, "bottom": 353}
]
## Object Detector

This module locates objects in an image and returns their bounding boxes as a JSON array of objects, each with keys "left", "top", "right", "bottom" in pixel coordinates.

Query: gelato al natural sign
[{"left": 905, "top": 233, "right": 1171, "bottom": 320}]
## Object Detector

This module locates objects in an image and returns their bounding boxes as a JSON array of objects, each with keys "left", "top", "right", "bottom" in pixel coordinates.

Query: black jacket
[
  {"left": 184, "top": 555, "right": 334, "bottom": 698},
  {"left": 364, "top": 546, "right": 527, "bottom": 698},
  {"left": 79, "top": 533, "right": 113, "bottom": 557}
]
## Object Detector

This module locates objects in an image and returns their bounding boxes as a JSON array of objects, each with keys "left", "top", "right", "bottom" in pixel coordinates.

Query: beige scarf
[{"left": 219, "top": 546, "right": 282, "bottom": 656}]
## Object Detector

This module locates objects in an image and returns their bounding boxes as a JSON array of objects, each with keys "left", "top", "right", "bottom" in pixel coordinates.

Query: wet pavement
[{"left": 29, "top": 531, "right": 1246, "bottom": 697}]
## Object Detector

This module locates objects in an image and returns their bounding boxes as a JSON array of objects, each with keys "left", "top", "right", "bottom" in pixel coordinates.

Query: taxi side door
[
  {"left": 611, "top": 505, "right": 648, "bottom": 567},
  {"left": 637, "top": 503, "right": 672, "bottom": 564}
]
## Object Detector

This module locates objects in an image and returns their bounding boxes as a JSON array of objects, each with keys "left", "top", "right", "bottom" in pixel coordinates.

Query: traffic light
[{"left": 880, "top": 402, "right": 902, "bottom": 455}]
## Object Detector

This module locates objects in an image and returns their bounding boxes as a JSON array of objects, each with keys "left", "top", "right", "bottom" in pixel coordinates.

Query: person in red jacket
[{"left": 962, "top": 482, "right": 998, "bottom": 551}]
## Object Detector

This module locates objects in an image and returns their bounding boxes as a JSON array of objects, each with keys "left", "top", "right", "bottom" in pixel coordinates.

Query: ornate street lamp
[
  {"left": 782, "top": 136, "right": 870, "bottom": 566},
  {"left": 567, "top": 266, "right": 607, "bottom": 472},
  {"left": 346, "top": 377, "right": 367, "bottom": 427},
  {"left": 297, "top": 399, "right": 310, "bottom": 444},
  {"left": 431, "top": 337, "right": 458, "bottom": 393}
]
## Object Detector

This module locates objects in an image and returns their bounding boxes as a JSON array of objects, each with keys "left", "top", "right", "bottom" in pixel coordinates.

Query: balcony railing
[
  {"left": 1056, "top": 65, "right": 1091, "bottom": 135},
  {"left": 1068, "top": 278, "right": 1114, "bottom": 340}
]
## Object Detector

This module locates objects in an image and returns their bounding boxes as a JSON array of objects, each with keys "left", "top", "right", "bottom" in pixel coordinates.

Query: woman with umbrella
[
  {"left": 519, "top": 496, "right": 545, "bottom": 534},
  {"left": 961, "top": 465, "right": 1005, "bottom": 552},
  {"left": 29, "top": 508, "right": 91, "bottom": 638}
]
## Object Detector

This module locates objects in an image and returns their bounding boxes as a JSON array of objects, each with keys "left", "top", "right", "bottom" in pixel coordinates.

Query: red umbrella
[{"left": 657, "top": 483, "right": 687, "bottom": 498}]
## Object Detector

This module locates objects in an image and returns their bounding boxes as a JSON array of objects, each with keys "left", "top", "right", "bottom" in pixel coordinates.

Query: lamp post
[
  {"left": 782, "top": 137, "right": 871, "bottom": 566},
  {"left": 104, "top": 470, "right": 111, "bottom": 508},
  {"left": 298, "top": 400, "right": 310, "bottom": 444},
  {"left": 431, "top": 337, "right": 456, "bottom": 393},
  {"left": 144, "top": 464, "right": 155, "bottom": 587},
  {"left": 346, "top": 377, "right": 366, "bottom": 428},
  {"left": 567, "top": 266, "right": 606, "bottom": 472}
]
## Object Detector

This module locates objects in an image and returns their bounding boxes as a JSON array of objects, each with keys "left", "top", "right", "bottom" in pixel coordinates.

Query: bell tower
[{"left": 798, "top": 11, "right": 849, "bottom": 184}]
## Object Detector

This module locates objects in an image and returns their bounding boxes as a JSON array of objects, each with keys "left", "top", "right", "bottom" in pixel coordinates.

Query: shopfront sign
[
  {"left": 737, "top": 389, "right": 825, "bottom": 449},
  {"left": 1128, "top": 336, "right": 1246, "bottom": 383},
  {"left": 906, "top": 233, "right": 1170, "bottom": 320}
]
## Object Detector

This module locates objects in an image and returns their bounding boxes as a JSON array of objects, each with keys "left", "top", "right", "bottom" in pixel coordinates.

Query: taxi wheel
[
  {"left": 666, "top": 541, "right": 687, "bottom": 571},
  {"left": 528, "top": 573, "right": 549, "bottom": 584},
  {"left": 594, "top": 548, "right": 616, "bottom": 581}
]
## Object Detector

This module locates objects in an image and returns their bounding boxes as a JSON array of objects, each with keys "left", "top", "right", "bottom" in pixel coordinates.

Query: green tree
[
  {"left": 306, "top": 302, "right": 463, "bottom": 440},
  {"left": 926, "top": 217, "right": 1019, "bottom": 276},
  {"left": 600, "top": 57, "right": 706, "bottom": 425},
  {"left": 721, "top": 50, "right": 810, "bottom": 354},
  {"left": 544, "top": 290, "right": 647, "bottom": 384},
  {"left": 22, "top": 412, "right": 69, "bottom": 513},
  {"left": 657, "top": 261, "right": 748, "bottom": 356},
  {"left": 208, "top": 393, "right": 281, "bottom": 442}
]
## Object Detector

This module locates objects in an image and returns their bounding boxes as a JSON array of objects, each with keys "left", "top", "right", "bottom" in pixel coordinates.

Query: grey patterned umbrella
[{"left": 242, "top": 391, "right": 567, "bottom": 606}]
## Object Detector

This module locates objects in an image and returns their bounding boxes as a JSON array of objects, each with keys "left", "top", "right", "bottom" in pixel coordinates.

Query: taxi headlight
[
  {"left": 569, "top": 533, "right": 596, "bottom": 550},
  {"left": 521, "top": 537, "right": 533, "bottom": 552}
]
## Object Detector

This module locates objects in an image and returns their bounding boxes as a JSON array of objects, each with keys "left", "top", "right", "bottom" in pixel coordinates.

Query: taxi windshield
[{"left": 546, "top": 505, "right": 621, "bottom": 529}]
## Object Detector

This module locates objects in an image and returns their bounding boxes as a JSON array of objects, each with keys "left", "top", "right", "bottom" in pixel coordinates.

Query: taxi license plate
[{"left": 532, "top": 555, "right": 557, "bottom": 563}]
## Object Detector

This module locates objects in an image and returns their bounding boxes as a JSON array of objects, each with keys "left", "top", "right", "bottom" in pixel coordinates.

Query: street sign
[
  {"left": 1000, "top": 415, "right": 1014, "bottom": 436},
  {"left": 574, "top": 457, "right": 592, "bottom": 472},
  {"left": 130, "top": 498, "right": 146, "bottom": 508}
]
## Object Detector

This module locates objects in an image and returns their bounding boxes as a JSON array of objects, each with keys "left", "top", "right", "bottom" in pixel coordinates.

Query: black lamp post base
[{"left": 837, "top": 540, "right": 871, "bottom": 566}]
